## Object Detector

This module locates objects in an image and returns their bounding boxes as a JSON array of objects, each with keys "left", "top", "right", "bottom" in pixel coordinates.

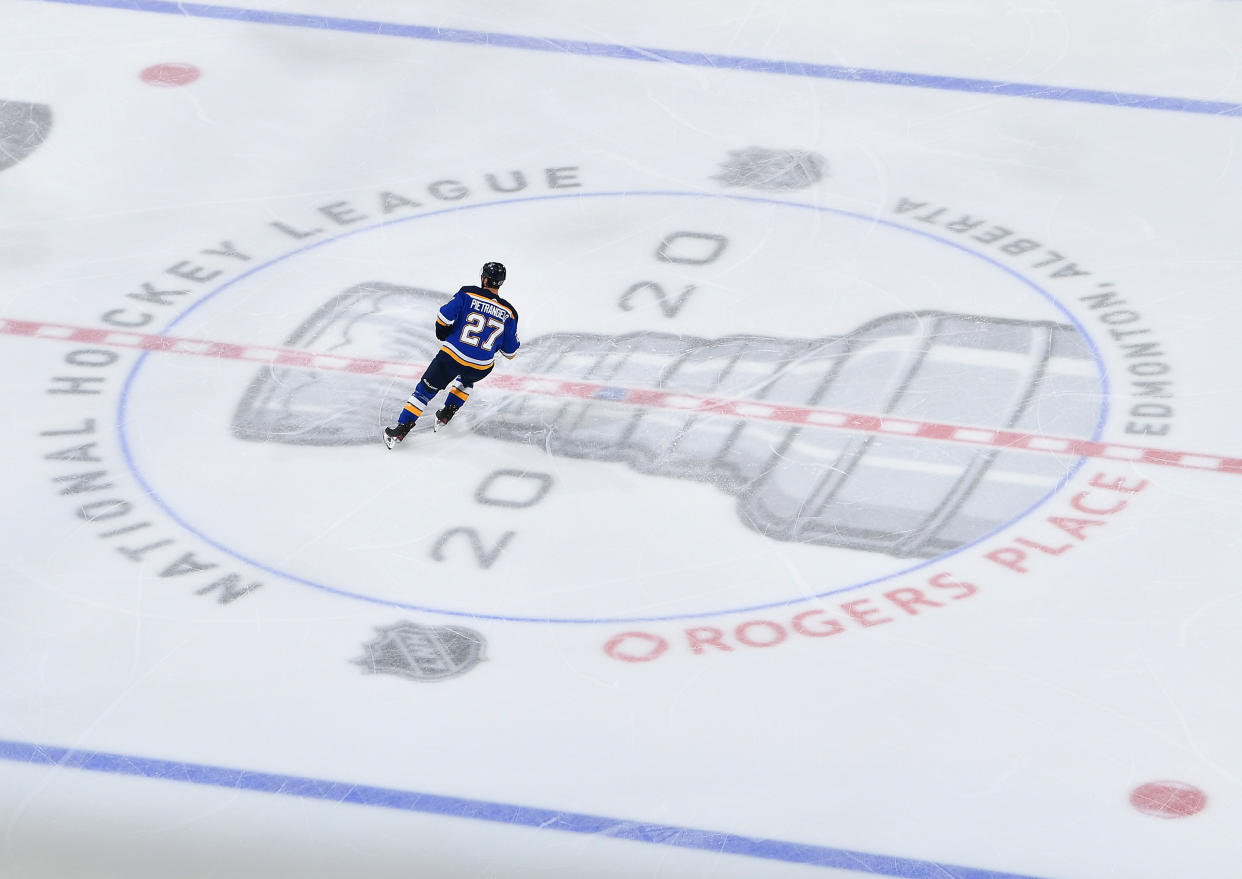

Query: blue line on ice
[
  {"left": 31, "top": 0, "right": 1242, "bottom": 117},
  {"left": 0, "top": 737, "right": 1052, "bottom": 879}
]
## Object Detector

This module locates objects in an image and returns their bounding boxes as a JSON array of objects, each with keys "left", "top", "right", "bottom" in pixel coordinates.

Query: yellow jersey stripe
[{"left": 440, "top": 344, "right": 493, "bottom": 369}]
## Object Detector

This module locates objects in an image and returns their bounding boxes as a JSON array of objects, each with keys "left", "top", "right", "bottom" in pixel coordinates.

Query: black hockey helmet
[{"left": 480, "top": 261, "right": 506, "bottom": 287}]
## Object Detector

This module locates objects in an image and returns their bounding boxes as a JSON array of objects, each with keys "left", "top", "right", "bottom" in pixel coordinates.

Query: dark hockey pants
[{"left": 397, "top": 350, "right": 493, "bottom": 426}]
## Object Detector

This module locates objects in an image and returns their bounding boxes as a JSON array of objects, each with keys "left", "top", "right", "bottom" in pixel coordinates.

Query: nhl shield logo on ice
[{"left": 355, "top": 622, "right": 487, "bottom": 682}]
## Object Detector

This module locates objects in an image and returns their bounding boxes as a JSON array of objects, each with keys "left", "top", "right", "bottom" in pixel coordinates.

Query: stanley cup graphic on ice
[{"left": 233, "top": 283, "right": 1103, "bottom": 559}]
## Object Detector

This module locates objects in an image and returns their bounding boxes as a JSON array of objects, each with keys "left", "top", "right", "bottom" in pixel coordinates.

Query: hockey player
[{"left": 384, "top": 261, "right": 520, "bottom": 449}]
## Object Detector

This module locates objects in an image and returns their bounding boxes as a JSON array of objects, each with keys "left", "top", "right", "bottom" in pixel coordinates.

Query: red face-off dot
[
  {"left": 140, "top": 63, "right": 201, "bottom": 87},
  {"left": 1129, "top": 781, "right": 1207, "bottom": 818}
]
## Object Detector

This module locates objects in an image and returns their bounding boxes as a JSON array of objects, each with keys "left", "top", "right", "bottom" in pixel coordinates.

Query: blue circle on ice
[{"left": 116, "top": 190, "right": 1109, "bottom": 624}]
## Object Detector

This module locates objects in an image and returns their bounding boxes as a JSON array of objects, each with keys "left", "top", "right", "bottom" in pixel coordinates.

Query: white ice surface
[{"left": 2, "top": 2, "right": 1242, "bottom": 878}]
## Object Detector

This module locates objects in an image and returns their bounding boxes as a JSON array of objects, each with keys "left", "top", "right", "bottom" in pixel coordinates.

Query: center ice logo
[
  {"left": 107, "top": 184, "right": 1115, "bottom": 623},
  {"left": 232, "top": 283, "right": 1101, "bottom": 559}
]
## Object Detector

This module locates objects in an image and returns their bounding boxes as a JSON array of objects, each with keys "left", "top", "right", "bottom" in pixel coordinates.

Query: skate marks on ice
[{"left": 232, "top": 283, "right": 1102, "bottom": 559}]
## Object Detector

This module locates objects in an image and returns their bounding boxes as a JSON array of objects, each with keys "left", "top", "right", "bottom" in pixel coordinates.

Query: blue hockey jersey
[{"left": 436, "top": 285, "right": 520, "bottom": 369}]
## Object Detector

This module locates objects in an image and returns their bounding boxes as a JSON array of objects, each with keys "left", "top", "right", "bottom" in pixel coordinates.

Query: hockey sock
[
  {"left": 398, "top": 401, "right": 422, "bottom": 425},
  {"left": 399, "top": 380, "right": 440, "bottom": 426},
  {"left": 446, "top": 377, "right": 471, "bottom": 409}
]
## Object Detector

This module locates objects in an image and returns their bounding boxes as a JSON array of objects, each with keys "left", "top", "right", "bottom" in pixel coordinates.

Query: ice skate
[
  {"left": 434, "top": 404, "right": 459, "bottom": 432},
  {"left": 383, "top": 423, "right": 411, "bottom": 449}
]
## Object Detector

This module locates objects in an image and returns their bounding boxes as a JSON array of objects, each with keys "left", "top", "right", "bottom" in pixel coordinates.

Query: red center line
[{"left": 6, "top": 317, "right": 1239, "bottom": 475}]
